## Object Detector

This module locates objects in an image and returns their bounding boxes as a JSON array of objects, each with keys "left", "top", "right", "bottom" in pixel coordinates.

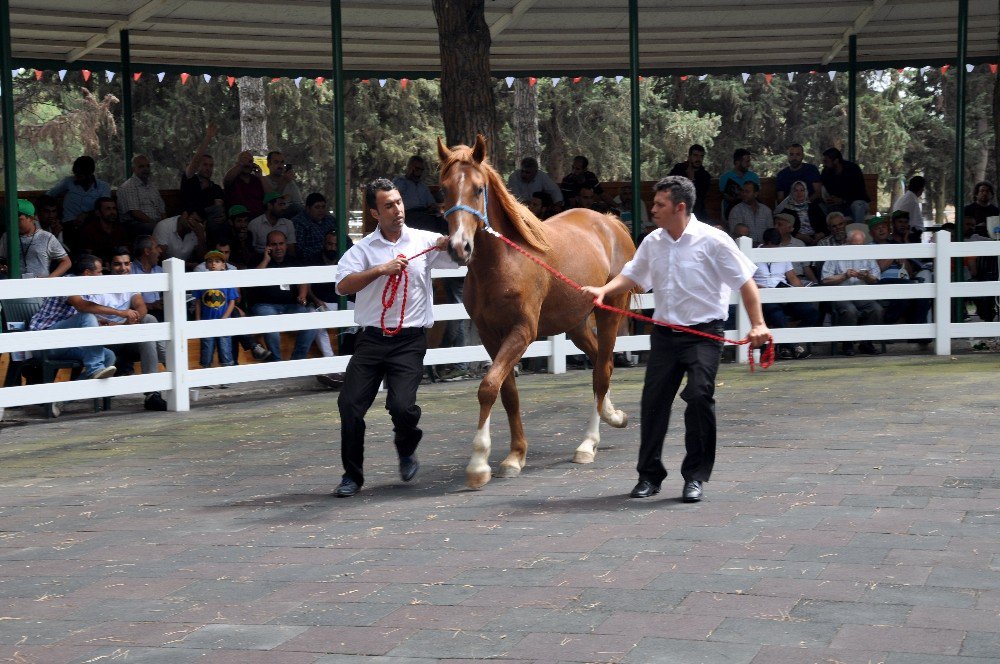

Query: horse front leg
[{"left": 466, "top": 330, "right": 531, "bottom": 489}]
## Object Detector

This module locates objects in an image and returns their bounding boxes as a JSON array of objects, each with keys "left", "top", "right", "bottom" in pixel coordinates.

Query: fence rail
[{"left": 1, "top": 231, "right": 998, "bottom": 414}]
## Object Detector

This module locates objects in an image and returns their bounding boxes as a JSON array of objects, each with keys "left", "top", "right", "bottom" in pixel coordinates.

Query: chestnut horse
[{"left": 437, "top": 136, "right": 636, "bottom": 489}]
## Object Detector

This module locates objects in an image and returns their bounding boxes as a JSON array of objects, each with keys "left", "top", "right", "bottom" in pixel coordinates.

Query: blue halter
[{"left": 442, "top": 182, "right": 491, "bottom": 230}]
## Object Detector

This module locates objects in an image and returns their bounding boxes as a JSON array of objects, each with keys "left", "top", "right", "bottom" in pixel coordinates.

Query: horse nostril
[{"left": 463, "top": 242, "right": 472, "bottom": 256}]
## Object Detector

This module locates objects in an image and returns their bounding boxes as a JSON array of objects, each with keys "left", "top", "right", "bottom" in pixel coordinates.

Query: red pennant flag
[
  {"left": 638, "top": 75, "right": 644, "bottom": 81},
  {"left": 528, "top": 77, "right": 537, "bottom": 86},
  {"left": 133, "top": 72, "right": 141, "bottom": 82},
  {"left": 270, "top": 77, "right": 280, "bottom": 83},
  {"left": 680, "top": 75, "right": 688, "bottom": 81},
  {"left": 180, "top": 72, "right": 190, "bottom": 84},
  {"left": 572, "top": 76, "right": 581, "bottom": 84},
  {"left": 990, "top": 64, "right": 998, "bottom": 74},
  {"left": 400, "top": 78, "right": 409, "bottom": 90},
  {"left": 315, "top": 77, "right": 325, "bottom": 86},
  {"left": 361, "top": 78, "right": 369, "bottom": 84},
  {"left": 82, "top": 69, "right": 91, "bottom": 81},
  {"left": 765, "top": 73, "right": 773, "bottom": 85},
  {"left": 34, "top": 69, "right": 43, "bottom": 80},
  {"left": 898, "top": 68, "right": 905, "bottom": 73},
  {"left": 940, "top": 64, "right": 950, "bottom": 74},
  {"left": 227, "top": 76, "right": 236, "bottom": 87}
]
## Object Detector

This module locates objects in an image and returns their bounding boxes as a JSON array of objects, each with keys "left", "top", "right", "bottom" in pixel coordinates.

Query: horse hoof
[
  {"left": 497, "top": 463, "right": 522, "bottom": 478},
  {"left": 573, "top": 450, "right": 596, "bottom": 464},
  {"left": 466, "top": 469, "right": 492, "bottom": 489},
  {"left": 607, "top": 410, "right": 628, "bottom": 428}
]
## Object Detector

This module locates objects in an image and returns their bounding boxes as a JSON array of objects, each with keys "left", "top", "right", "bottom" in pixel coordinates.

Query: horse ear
[
  {"left": 437, "top": 137, "right": 451, "bottom": 163},
  {"left": 472, "top": 134, "right": 488, "bottom": 163}
]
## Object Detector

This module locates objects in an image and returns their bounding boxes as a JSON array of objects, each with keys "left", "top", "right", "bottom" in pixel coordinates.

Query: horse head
[{"left": 438, "top": 134, "right": 489, "bottom": 265}]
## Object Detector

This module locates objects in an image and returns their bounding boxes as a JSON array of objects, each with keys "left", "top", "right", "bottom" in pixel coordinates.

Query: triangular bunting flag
[
  {"left": 874, "top": 69, "right": 884, "bottom": 78},
  {"left": 764, "top": 73, "right": 773, "bottom": 85},
  {"left": 680, "top": 75, "right": 688, "bottom": 81},
  {"left": 504, "top": 76, "right": 514, "bottom": 88},
  {"left": 593, "top": 76, "right": 603, "bottom": 83},
  {"left": 378, "top": 79, "right": 386, "bottom": 87},
  {"left": 57, "top": 70, "right": 67, "bottom": 81},
  {"left": 940, "top": 65, "right": 950, "bottom": 74},
  {"left": 294, "top": 77, "right": 302, "bottom": 87},
  {"left": 227, "top": 76, "right": 235, "bottom": 87},
  {"left": 203, "top": 73, "right": 211, "bottom": 83},
  {"left": 528, "top": 76, "right": 537, "bottom": 86},
  {"left": 315, "top": 77, "right": 325, "bottom": 86},
  {"left": 133, "top": 72, "right": 142, "bottom": 82},
  {"left": 990, "top": 64, "right": 998, "bottom": 74},
  {"left": 180, "top": 73, "right": 189, "bottom": 84},
  {"left": 157, "top": 72, "right": 165, "bottom": 82},
  {"left": 361, "top": 78, "right": 369, "bottom": 84},
  {"left": 400, "top": 78, "right": 409, "bottom": 90},
  {"left": 614, "top": 75, "right": 623, "bottom": 83},
  {"left": 551, "top": 77, "right": 560, "bottom": 86},
  {"left": 106, "top": 70, "right": 115, "bottom": 82},
  {"left": 270, "top": 77, "right": 280, "bottom": 83},
  {"left": 741, "top": 72, "right": 750, "bottom": 83},
  {"left": 966, "top": 64, "right": 974, "bottom": 73},
  {"left": 572, "top": 76, "right": 581, "bottom": 83},
  {"left": 787, "top": 72, "right": 795, "bottom": 82},
  {"left": 81, "top": 69, "right": 91, "bottom": 81},
  {"left": 698, "top": 74, "right": 708, "bottom": 81},
  {"left": 35, "top": 69, "right": 43, "bottom": 81},
  {"left": 828, "top": 71, "right": 836, "bottom": 81}
]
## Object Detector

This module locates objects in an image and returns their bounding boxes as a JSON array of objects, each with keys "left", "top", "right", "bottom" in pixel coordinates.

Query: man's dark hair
[
  {"left": 34, "top": 194, "right": 58, "bottom": 209},
  {"left": 743, "top": 180, "right": 761, "bottom": 193},
  {"left": 732, "top": 148, "right": 752, "bottom": 163},
  {"left": 305, "top": 192, "right": 327, "bottom": 208},
  {"left": 908, "top": 176, "right": 926, "bottom": 192},
  {"left": 74, "top": 253, "right": 102, "bottom": 274},
  {"left": 94, "top": 196, "right": 115, "bottom": 211},
  {"left": 822, "top": 147, "right": 843, "bottom": 161},
  {"left": 266, "top": 150, "right": 282, "bottom": 162},
  {"left": 365, "top": 177, "right": 397, "bottom": 210},
  {"left": 183, "top": 205, "right": 202, "bottom": 217},
  {"left": 520, "top": 156, "right": 538, "bottom": 169},
  {"left": 973, "top": 181, "right": 995, "bottom": 199},
  {"left": 653, "top": 175, "right": 696, "bottom": 215},
  {"left": 788, "top": 142, "right": 804, "bottom": 150},
  {"left": 531, "top": 190, "right": 554, "bottom": 207},
  {"left": 688, "top": 144, "right": 706, "bottom": 156},
  {"left": 891, "top": 209, "right": 911, "bottom": 221},
  {"left": 111, "top": 246, "right": 132, "bottom": 261},
  {"left": 762, "top": 228, "right": 782, "bottom": 246},
  {"left": 407, "top": 155, "right": 425, "bottom": 166},
  {"left": 72, "top": 155, "right": 96, "bottom": 177},
  {"left": 573, "top": 155, "right": 589, "bottom": 169}
]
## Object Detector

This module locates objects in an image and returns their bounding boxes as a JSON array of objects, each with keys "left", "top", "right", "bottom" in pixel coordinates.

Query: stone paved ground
[{"left": 0, "top": 349, "right": 998, "bottom": 664}]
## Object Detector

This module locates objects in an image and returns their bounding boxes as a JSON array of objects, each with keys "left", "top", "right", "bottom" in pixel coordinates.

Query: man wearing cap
[
  {"left": 223, "top": 150, "right": 266, "bottom": 218},
  {"left": 116, "top": 154, "right": 165, "bottom": 237},
  {"left": 248, "top": 192, "right": 297, "bottom": 260},
  {"left": 719, "top": 148, "right": 760, "bottom": 221},
  {"left": 152, "top": 208, "right": 207, "bottom": 269},
  {"left": 0, "top": 200, "right": 71, "bottom": 278}
]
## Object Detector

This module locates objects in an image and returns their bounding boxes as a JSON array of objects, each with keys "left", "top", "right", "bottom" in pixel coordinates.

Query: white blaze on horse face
[{"left": 448, "top": 170, "right": 478, "bottom": 264}]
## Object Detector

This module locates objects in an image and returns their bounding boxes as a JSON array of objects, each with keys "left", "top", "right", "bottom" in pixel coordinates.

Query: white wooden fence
[{"left": 0, "top": 231, "right": 997, "bottom": 414}]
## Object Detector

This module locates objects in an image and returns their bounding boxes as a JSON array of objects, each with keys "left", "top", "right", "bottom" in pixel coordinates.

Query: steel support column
[
  {"left": 848, "top": 35, "right": 857, "bottom": 162},
  {"left": 330, "top": 0, "right": 347, "bottom": 259},
  {"left": 120, "top": 30, "right": 134, "bottom": 178},
  {"left": 1, "top": 0, "right": 19, "bottom": 277},
  {"left": 954, "top": 0, "right": 968, "bottom": 238},
  {"left": 628, "top": 0, "right": 641, "bottom": 244}
]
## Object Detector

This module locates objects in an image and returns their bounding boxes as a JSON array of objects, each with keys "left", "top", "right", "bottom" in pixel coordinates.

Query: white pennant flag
[
  {"left": 614, "top": 75, "right": 623, "bottom": 83},
  {"left": 294, "top": 77, "right": 303, "bottom": 87},
  {"left": 106, "top": 70, "right": 115, "bottom": 82},
  {"left": 593, "top": 75, "right": 603, "bottom": 83},
  {"left": 966, "top": 63, "right": 974, "bottom": 73},
  {"left": 828, "top": 70, "right": 836, "bottom": 81},
  {"left": 919, "top": 66, "right": 931, "bottom": 75},
  {"left": 157, "top": 72, "right": 165, "bottom": 82},
  {"left": 551, "top": 77, "right": 560, "bottom": 87},
  {"left": 57, "top": 70, "right": 67, "bottom": 81},
  {"left": 203, "top": 73, "right": 212, "bottom": 83},
  {"left": 698, "top": 74, "right": 708, "bottom": 81},
  {"left": 378, "top": 79, "right": 387, "bottom": 87},
  {"left": 874, "top": 69, "right": 884, "bottom": 79},
  {"left": 504, "top": 76, "right": 514, "bottom": 88},
  {"left": 741, "top": 72, "right": 750, "bottom": 83},
  {"left": 787, "top": 72, "right": 795, "bottom": 82}
]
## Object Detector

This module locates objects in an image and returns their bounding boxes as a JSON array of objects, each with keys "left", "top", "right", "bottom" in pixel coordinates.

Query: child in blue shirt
[{"left": 193, "top": 250, "right": 238, "bottom": 371}]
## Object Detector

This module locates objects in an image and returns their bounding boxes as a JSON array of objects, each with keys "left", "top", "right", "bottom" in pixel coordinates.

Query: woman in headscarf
[{"left": 774, "top": 180, "right": 827, "bottom": 245}]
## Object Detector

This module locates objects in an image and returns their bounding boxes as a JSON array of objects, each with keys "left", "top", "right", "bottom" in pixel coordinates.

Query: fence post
[
  {"left": 548, "top": 333, "right": 568, "bottom": 375},
  {"left": 163, "top": 258, "right": 190, "bottom": 411},
  {"left": 736, "top": 236, "right": 753, "bottom": 364},
  {"left": 933, "top": 230, "right": 951, "bottom": 356}
]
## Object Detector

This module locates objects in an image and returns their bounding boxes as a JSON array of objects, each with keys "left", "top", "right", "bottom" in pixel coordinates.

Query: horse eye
[{"left": 476, "top": 186, "right": 485, "bottom": 195}]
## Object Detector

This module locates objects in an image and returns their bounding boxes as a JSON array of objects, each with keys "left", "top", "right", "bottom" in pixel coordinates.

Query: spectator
[
  {"left": 612, "top": 183, "right": 649, "bottom": 233},
  {"left": 963, "top": 181, "right": 998, "bottom": 229},
  {"left": 152, "top": 208, "right": 206, "bottom": 269},
  {"left": 818, "top": 212, "right": 849, "bottom": 247},
  {"left": 0, "top": 199, "right": 71, "bottom": 278},
  {"left": 820, "top": 147, "right": 870, "bottom": 223},
  {"left": 221, "top": 204, "right": 254, "bottom": 269},
  {"left": 393, "top": 155, "right": 445, "bottom": 233},
  {"left": 526, "top": 190, "right": 556, "bottom": 220},
  {"left": 223, "top": 150, "right": 266, "bottom": 218},
  {"left": 889, "top": 209, "right": 923, "bottom": 245},
  {"left": 261, "top": 150, "right": 304, "bottom": 217},
  {"left": 193, "top": 250, "right": 238, "bottom": 380},
  {"left": 27, "top": 253, "right": 117, "bottom": 380},
  {"left": 116, "top": 154, "right": 165, "bottom": 237},
  {"left": 130, "top": 235, "right": 165, "bottom": 321},
  {"left": 194, "top": 239, "right": 238, "bottom": 272},
  {"left": 774, "top": 180, "right": 827, "bottom": 245},
  {"left": 753, "top": 228, "right": 817, "bottom": 359},
  {"left": 507, "top": 157, "right": 563, "bottom": 208},
  {"left": 891, "top": 176, "right": 926, "bottom": 230},
  {"left": 248, "top": 230, "right": 317, "bottom": 361},
  {"left": 180, "top": 124, "right": 225, "bottom": 222},
  {"left": 84, "top": 247, "right": 167, "bottom": 410},
  {"left": 821, "top": 229, "right": 883, "bottom": 356},
  {"left": 773, "top": 212, "right": 817, "bottom": 284},
  {"left": 248, "top": 192, "right": 296, "bottom": 259},
  {"left": 574, "top": 185, "right": 607, "bottom": 211},
  {"left": 560, "top": 155, "right": 603, "bottom": 203},
  {"left": 46, "top": 155, "right": 111, "bottom": 224},
  {"left": 292, "top": 193, "right": 338, "bottom": 265},
  {"left": 719, "top": 148, "right": 760, "bottom": 220},
  {"left": 74, "top": 197, "right": 130, "bottom": 266},
  {"left": 732, "top": 222, "right": 752, "bottom": 241},
  {"left": 728, "top": 181, "right": 772, "bottom": 245},
  {"left": 668, "top": 144, "right": 711, "bottom": 219},
  {"left": 775, "top": 143, "right": 822, "bottom": 203},
  {"left": 869, "top": 215, "right": 932, "bottom": 334},
  {"left": 309, "top": 230, "right": 356, "bottom": 389},
  {"left": 33, "top": 194, "right": 64, "bottom": 244}
]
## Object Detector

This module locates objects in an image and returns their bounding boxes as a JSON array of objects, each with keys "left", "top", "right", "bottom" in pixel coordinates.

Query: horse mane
[{"left": 440, "top": 145, "right": 551, "bottom": 253}]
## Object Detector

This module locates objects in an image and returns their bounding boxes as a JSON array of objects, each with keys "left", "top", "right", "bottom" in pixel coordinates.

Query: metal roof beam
[
  {"left": 490, "top": 0, "right": 537, "bottom": 39},
  {"left": 65, "top": 0, "right": 176, "bottom": 63},
  {"left": 822, "top": 0, "right": 888, "bottom": 65}
]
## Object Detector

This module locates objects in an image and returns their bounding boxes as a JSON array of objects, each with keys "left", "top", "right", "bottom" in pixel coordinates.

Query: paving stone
[
  {"left": 708, "top": 616, "right": 840, "bottom": 647},
  {"left": 750, "top": 645, "right": 888, "bottom": 664},
  {"left": 958, "top": 630, "right": 1000, "bottom": 658},
  {"left": 789, "top": 599, "right": 910, "bottom": 626},
  {"left": 830, "top": 625, "right": 963, "bottom": 655},
  {"left": 481, "top": 606, "right": 611, "bottom": 634},
  {"left": 276, "top": 625, "right": 417, "bottom": 656},
  {"left": 175, "top": 623, "right": 308, "bottom": 650},
  {"left": 887, "top": 655, "right": 999, "bottom": 664},
  {"left": 503, "top": 632, "right": 639, "bottom": 662},
  {"left": 385, "top": 629, "right": 523, "bottom": 659},
  {"left": 623, "top": 637, "right": 760, "bottom": 664}
]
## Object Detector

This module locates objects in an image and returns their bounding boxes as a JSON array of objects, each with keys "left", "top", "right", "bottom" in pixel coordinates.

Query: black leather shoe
[
  {"left": 682, "top": 480, "right": 703, "bottom": 502},
  {"left": 629, "top": 480, "right": 660, "bottom": 498},
  {"left": 333, "top": 477, "right": 360, "bottom": 497},
  {"left": 399, "top": 455, "right": 419, "bottom": 482}
]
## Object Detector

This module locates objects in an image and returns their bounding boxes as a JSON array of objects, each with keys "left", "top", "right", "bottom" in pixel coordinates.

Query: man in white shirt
[
  {"left": 116, "top": 154, "right": 165, "bottom": 236},
  {"left": 582, "top": 176, "right": 770, "bottom": 503},
  {"left": 152, "top": 208, "right": 206, "bottom": 268},
  {"left": 821, "top": 229, "right": 884, "bottom": 356},
  {"left": 891, "top": 176, "right": 925, "bottom": 230},
  {"left": 332, "top": 178, "right": 455, "bottom": 497},
  {"left": 506, "top": 157, "right": 564, "bottom": 208}
]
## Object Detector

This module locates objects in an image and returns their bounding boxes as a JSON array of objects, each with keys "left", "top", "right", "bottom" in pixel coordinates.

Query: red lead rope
[{"left": 380, "top": 245, "right": 441, "bottom": 335}]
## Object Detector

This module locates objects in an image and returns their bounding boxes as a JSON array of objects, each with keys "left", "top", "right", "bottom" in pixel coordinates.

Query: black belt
[
  {"left": 362, "top": 326, "right": 426, "bottom": 338},
  {"left": 657, "top": 319, "right": 724, "bottom": 334}
]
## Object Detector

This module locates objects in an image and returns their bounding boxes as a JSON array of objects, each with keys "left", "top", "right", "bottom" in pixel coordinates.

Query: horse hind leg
[{"left": 495, "top": 371, "right": 527, "bottom": 478}]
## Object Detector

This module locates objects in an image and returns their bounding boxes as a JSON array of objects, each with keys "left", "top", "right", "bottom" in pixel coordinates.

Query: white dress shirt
[
  {"left": 506, "top": 170, "right": 564, "bottom": 204},
  {"left": 621, "top": 216, "right": 757, "bottom": 326},
  {"left": 753, "top": 261, "right": 793, "bottom": 288},
  {"left": 891, "top": 190, "right": 924, "bottom": 229},
  {"left": 336, "top": 225, "right": 457, "bottom": 328}
]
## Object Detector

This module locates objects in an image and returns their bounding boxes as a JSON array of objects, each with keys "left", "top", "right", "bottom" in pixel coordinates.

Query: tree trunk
[
  {"left": 432, "top": 0, "right": 498, "bottom": 152},
  {"left": 237, "top": 76, "right": 267, "bottom": 154},
  {"left": 994, "top": 65, "right": 1000, "bottom": 191},
  {"left": 512, "top": 78, "right": 541, "bottom": 162}
]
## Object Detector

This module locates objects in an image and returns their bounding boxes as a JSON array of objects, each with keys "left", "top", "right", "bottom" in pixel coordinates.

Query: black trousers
[
  {"left": 638, "top": 322, "right": 724, "bottom": 486},
  {"left": 337, "top": 327, "right": 427, "bottom": 486}
]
